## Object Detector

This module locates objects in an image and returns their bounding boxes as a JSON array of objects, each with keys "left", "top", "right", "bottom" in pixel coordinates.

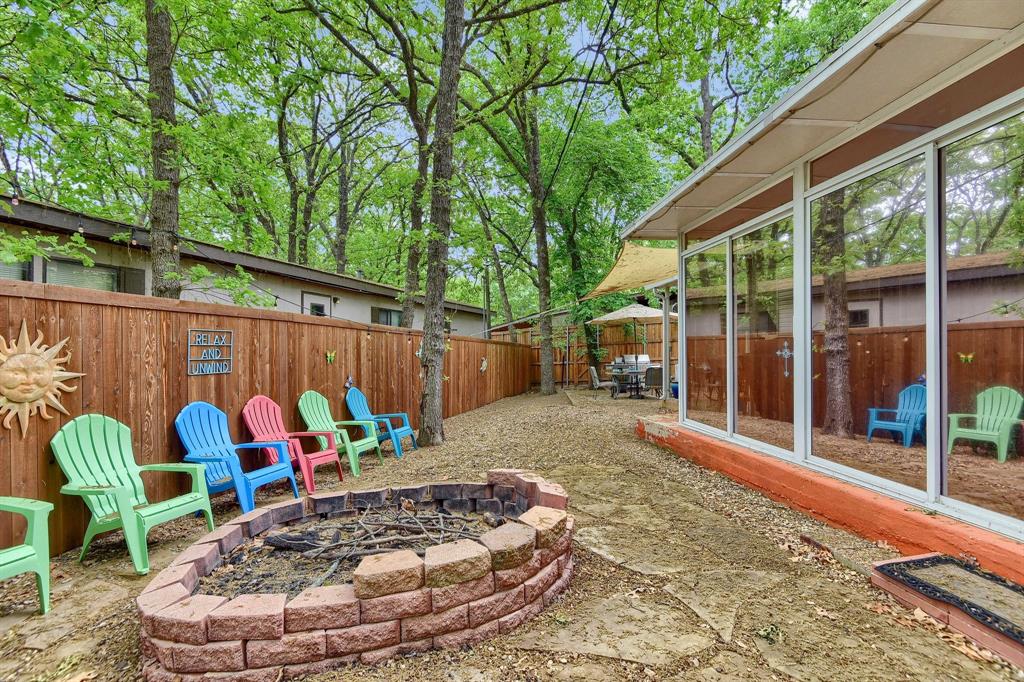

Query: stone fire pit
[{"left": 137, "top": 470, "right": 573, "bottom": 680}]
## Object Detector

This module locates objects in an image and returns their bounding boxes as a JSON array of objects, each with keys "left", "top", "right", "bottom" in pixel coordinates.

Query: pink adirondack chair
[{"left": 241, "top": 395, "right": 342, "bottom": 493}]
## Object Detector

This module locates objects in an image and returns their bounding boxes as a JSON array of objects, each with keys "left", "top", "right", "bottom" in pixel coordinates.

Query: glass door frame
[{"left": 674, "top": 85, "right": 1024, "bottom": 540}]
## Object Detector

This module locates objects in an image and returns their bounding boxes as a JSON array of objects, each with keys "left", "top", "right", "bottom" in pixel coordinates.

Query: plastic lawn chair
[
  {"left": 0, "top": 497, "right": 53, "bottom": 614},
  {"left": 50, "top": 414, "right": 213, "bottom": 575},
  {"left": 866, "top": 384, "right": 927, "bottom": 447},
  {"left": 298, "top": 390, "right": 382, "bottom": 477},
  {"left": 242, "top": 395, "right": 342, "bottom": 493},
  {"left": 345, "top": 386, "right": 418, "bottom": 458},
  {"left": 175, "top": 401, "right": 300, "bottom": 513},
  {"left": 947, "top": 386, "right": 1024, "bottom": 463}
]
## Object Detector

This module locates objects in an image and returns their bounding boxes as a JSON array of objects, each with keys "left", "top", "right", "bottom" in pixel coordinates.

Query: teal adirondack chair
[
  {"left": 297, "top": 390, "right": 382, "bottom": 477},
  {"left": 0, "top": 497, "right": 53, "bottom": 614},
  {"left": 947, "top": 386, "right": 1024, "bottom": 463},
  {"left": 50, "top": 415, "right": 214, "bottom": 575}
]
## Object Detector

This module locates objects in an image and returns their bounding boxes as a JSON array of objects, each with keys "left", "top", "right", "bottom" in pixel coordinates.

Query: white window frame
[{"left": 674, "top": 86, "right": 1024, "bottom": 541}]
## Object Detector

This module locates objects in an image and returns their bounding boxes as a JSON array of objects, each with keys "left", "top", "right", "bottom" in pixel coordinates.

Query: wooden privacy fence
[
  {"left": 0, "top": 281, "right": 531, "bottom": 555},
  {"left": 494, "top": 322, "right": 678, "bottom": 386},
  {"left": 686, "top": 321, "right": 1024, "bottom": 435}
]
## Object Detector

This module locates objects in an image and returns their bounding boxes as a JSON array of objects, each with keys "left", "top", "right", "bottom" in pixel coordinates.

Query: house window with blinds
[
  {"left": 0, "top": 261, "right": 30, "bottom": 281},
  {"left": 45, "top": 259, "right": 145, "bottom": 295}
]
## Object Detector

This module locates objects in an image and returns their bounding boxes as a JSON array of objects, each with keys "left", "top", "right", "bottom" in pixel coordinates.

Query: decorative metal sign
[
  {"left": 188, "top": 329, "right": 233, "bottom": 376},
  {"left": 0, "top": 321, "right": 84, "bottom": 437}
]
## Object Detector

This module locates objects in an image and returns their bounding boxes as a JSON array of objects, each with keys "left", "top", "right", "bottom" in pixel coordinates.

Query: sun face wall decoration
[{"left": 0, "top": 321, "right": 85, "bottom": 437}]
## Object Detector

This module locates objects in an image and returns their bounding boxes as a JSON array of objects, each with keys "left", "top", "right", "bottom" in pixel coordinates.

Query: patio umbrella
[{"left": 588, "top": 303, "right": 677, "bottom": 370}]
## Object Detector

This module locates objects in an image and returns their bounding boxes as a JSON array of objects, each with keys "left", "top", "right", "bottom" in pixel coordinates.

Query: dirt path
[{"left": 0, "top": 391, "right": 1020, "bottom": 681}]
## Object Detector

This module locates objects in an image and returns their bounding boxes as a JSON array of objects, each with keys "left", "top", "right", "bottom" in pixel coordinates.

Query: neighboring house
[
  {"left": 681, "top": 252, "right": 1024, "bottom": 335},
  {"left": 0, "top": 197, "right": 488, "bottom": 336}
]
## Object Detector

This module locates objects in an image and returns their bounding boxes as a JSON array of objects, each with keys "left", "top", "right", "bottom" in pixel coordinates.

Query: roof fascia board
[{"left": 622, "top": 0, "right": 930, "bottom": 240}]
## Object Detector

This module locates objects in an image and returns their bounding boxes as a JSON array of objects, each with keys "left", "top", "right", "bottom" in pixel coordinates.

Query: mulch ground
[{"left": 0, "top": 390, "right": 1020, "bottom": 681}]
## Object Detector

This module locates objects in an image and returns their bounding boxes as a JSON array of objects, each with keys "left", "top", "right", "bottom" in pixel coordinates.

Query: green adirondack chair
[
  {"left": 298, "top": 390, "right": 383, "bottom": 477},
  {"left": 0, "top": 497, "right": 53, "bottom": 614},
  {"left": 50, "top": 414, "right": 214, "bottom": 575},
  {"left": 947, "top": 386, "right": 1024, "bottom": 463}
]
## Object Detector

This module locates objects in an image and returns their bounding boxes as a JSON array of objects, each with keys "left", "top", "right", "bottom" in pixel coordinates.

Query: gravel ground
[{"left": 0, "top": 390, "right": 1021, "bottom": 682}]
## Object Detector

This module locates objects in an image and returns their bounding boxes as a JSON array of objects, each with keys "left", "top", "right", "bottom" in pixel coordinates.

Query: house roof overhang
[
  {"left": 624, "top": 0, "right": 1024, "bottom": 241},
  {"left": 1, "top": 196, "right": 485, "bottom": 315}
]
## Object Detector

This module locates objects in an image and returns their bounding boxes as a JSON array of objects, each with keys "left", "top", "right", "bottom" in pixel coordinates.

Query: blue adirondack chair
[
  {"left": 866, "top": 384, "right": 927, "bottom": 447},
  {"left": 345, "top": 387, "right": 418, "bottom": 458},
  {"left": 175, "top": 401, "right": 300, "bottom": 513}
]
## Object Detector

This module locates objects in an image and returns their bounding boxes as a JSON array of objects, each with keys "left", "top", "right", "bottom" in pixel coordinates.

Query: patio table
[{"left": 611, "top": 368, "right": 648, "bottom": 399}]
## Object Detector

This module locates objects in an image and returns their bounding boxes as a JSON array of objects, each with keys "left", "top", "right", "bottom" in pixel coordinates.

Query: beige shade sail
[
  {"left": 582, "top": 242, "right": 677, "bottom": 300},
  {"left": 588, "top": 303, "right": 677, "bottom": 326}
]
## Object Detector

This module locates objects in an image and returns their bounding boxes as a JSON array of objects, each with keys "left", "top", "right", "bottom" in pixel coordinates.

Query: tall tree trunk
[
  {"left": 145, "top": 0, "right": 181, "bottom": 298},
  {"left": 418, "top": 0, "right": 465, "bottom": 445},
  {"left": 818, "top": 189, "right": 854, "bottom": 437},
  {"left": 477, "top": 205, "right": 514, "bottom": 324},
  {"left": 402, "top": 143, "right": 429, "bottom": 327},
  {"left": 334, "top": 145, "right": 351, "bottom": 273},
  {"left": 525, "top": 104, "right": 555, "bottom": 395},
  {"left": 699, "top": 75, "right": 714, "bottom": 160}
]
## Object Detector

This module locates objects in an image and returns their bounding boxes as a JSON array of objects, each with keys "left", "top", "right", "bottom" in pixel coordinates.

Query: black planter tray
[{"left": 875, "top": 554, "right": 1024, "bottom": 645}]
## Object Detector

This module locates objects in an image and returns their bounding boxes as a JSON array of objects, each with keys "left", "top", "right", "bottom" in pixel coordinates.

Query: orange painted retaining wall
[{"left": 637, "top": 415, "right": 1024, "bottom": 584}]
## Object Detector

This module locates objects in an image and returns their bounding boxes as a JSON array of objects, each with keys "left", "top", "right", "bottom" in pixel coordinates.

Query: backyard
[{"left": 0, "top": 392, "right": 1019, "bottom": 681}]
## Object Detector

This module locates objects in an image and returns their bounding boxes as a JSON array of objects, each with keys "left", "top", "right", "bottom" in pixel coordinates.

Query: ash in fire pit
[{"left": 200, "top": 507, "right": 503, "bottom": 598}]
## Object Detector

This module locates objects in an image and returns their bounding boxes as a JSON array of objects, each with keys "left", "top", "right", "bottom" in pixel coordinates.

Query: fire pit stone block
[
  {"left": 143, "top": 562, "right": 199, "bottom": 595},
  {"left": 393, "top": 484, "right": 429, "bottom": 503},
  {"left": 494, "top": 552, "right": 541, "bottom": 590},
  {"left": 518, "top": 506, "right": 567, "bottom": 549},
  {"left": 401, "top": 603, "right": 469, "bottom": 641},
  {"left": 208, "top": 593, "right": 286, "bottom": 641},
  {"left": 435, "top": 619, "right": 499, "bottom": 649},
  {"left": 360, "top": 637, "right": 434, "bottom": 665},
  {"left": 525, "top": 561, "right": 560, "bottom": 603},
  {"left": 486, "top": 469, "right": 525, "bottom": 487},
  {"left": 429, "top": 482, "right": 464, "bottom": 500},
  {"left": 227, "top": 508, "right": 274, "bottom": 538},
  {"left": 351, "top": 488, "right": 389, "bottom": 509},
  {"left": 468, "top": 585, "right": 526, "bottom": 628},
  {"left": 536, "top": 482, "right": 569, "bottom": 510},
  {"left": 246, "top": 631, "right": 327, "bottom": 667},
  {"left": 479, "top": 522, "right": 536, "bottom": 570},
  {"left": 149, "top": 594, "right": 228, "bottom": 645},
  {"left": 360, "top": 587, "right": 432, "bottom": 623},
  {"left": 492, "top": 485, "right": 515, "bottom": 502},
  {"left": 503, "top": 501, "right": 519, "bottom": 518},
  {"left": 196, "top": 524, "right": 245, "bottom": 554},
  {"left": 431, "top": 572, "right": 495, "bottom": 612},
  {"left": 265, "top": 498, "right": 307, "bottom": 525},
  {"left": 462, "top": 483, "right": 493, "bottom": 499},
  {"left": 513, "top": 472, "right": 545, "bottom": 502},
  {"left": 137, "top": 583, "right": 191, "bottom": 630},
  {"left": 497, "top": 595, "right": 544, "bottom": 634},
  {"left": 170, "top": 541, "right": 222, "bottom": 576},
  {"left": 161, "top": 638, "right": 246, "bottom": 673},
  {"left": 476, "top": 498, "right": 502, "bottom": 515},
  {"left": 325, "top": 620, "right": 400, "bottom": 656},
  {"left": 285, "top": 585, "right": 360, "bottom": 632},
  {"left": 424, "top": 539, "right": 492, "bottom": 588},
  {"left": 442, "top": 498, "right": 474, "bottom": 514},
  {"left": 353, "top": 549, "right": 424, "bottom": 598},
  {"left": 538, "top": 526, "right": 572, "bottom": 566},
  {"left": 281, "top": 655, "right": 359, "bottom": 680},
  {"left": 309, "top": 491, "right": 349, "bottom": 515}
]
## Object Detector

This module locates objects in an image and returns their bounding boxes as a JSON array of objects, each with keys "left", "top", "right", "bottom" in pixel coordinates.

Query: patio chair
[
  {"left": 345, "top": 386, "right": 418, "bottom": 458},
  {"left": 298, "top": 390, "right": 383, "bottom": 477},
  {"left": 175, "top": 401, "right": 300, "bottom": 513},
  {"left": 588, "top": 366, "right": 615, "bottom": 393},
  {"left": 242, "top": 395, "right": 342, "bottom": 493},
  {"left": 866, "top": 384, "right": 926, "bottom": 447},
  {"left": 0, "top": 497, "right": 53, "bottom": 614},
  {"left": 947, "top": 386, "right": 1024, "bottom": 463},
  {"left": 644, "top": 366, "right": 664, "bottom": 399},
  {"left": 50, "top": 414, "right": 213, "bottom": 575}
]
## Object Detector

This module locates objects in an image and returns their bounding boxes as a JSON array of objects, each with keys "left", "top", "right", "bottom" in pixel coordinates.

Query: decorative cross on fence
[{"left": 776, "top": 341, "right": 794, "bottom": 378}]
